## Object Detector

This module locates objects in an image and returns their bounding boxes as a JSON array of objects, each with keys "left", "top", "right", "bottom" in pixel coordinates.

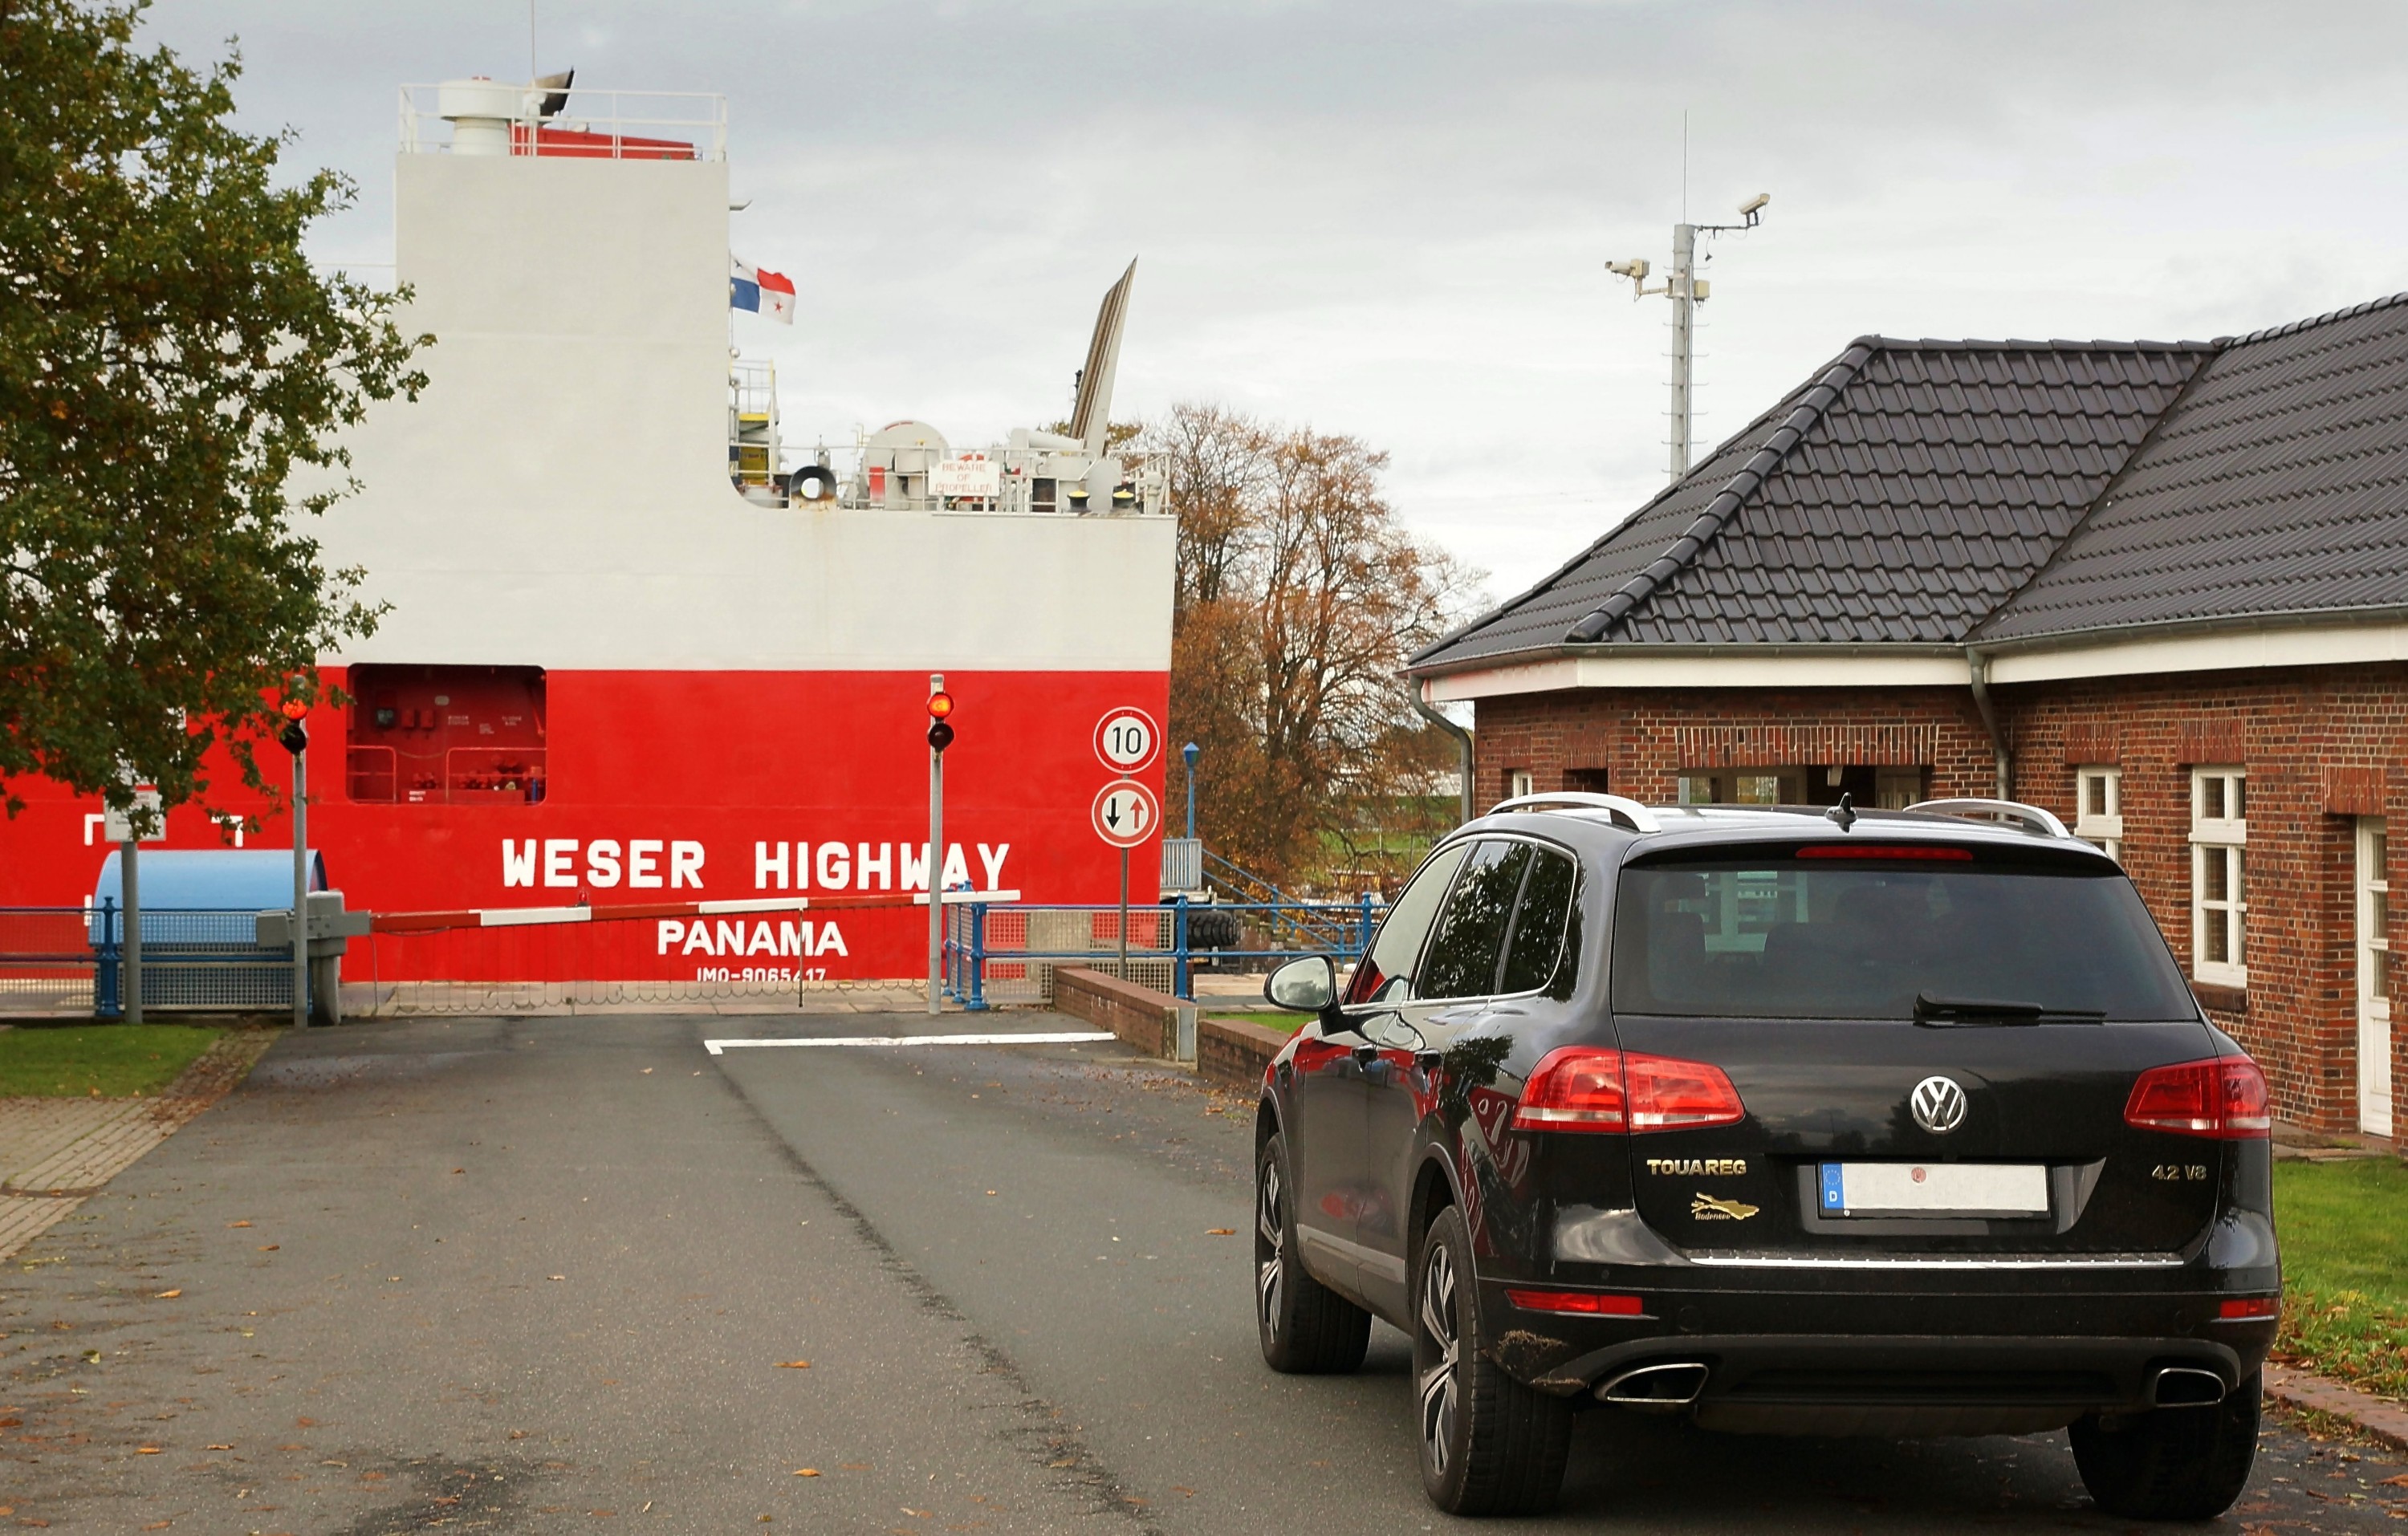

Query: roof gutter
[
  {"left": 1411, "top": 677, "right": 1476, "bottom": 828},
  {"left": 1971, "top": 602, "right": 2408, "bottom": 657},
  {"left": 1966, "top": 647, "right": 2010, "bottom": 800},
  {"left": 1405, "top": 640, "right": 1964, "bottom": 682}
]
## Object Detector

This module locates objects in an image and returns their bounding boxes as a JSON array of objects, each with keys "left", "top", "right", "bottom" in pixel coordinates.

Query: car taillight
[
  {"left": 1513, "top": 1047, "right": 1626, "bottom": 1130},
  {"left": 2123, "top": 1054, "right": 2271, "bottom": 1139},
  {"left": 2216, "top": 1297, "right": 2280, "bottom": 1320},
  {"left": 1512, "top": 1048, "right": 1745, "bottom": 1133},
  {"left": 1625, "top": 1053, "right": 1747, "bottom": 1130}
]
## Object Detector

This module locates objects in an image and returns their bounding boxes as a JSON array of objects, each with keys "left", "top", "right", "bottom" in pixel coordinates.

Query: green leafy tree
[{"left": 0, "top": 0, "right": 426, "bottom": 830}]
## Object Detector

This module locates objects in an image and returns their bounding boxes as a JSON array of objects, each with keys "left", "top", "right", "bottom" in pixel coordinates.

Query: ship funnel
[{"left": 1068, "top": 258, "right": 1137, "bottom": 457}]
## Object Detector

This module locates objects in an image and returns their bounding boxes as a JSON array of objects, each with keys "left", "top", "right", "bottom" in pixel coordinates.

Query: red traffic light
[{"left": 927, "top": 689, "right": 955, "bottom": 720}]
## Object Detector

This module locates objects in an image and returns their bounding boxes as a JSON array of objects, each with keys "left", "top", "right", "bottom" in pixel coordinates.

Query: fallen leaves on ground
[
  {"left": 136, "top": 1446, "right": 160, "bottom": 1454},
  {"left": 257, "top": 1245, "right": 279, "bottom": 1252},
  {"left": 547, "top": 1275, "right": 565, "bottom": 1282},
  {"left": 792, "top": 1469, "right": 820, "bottom": 1477},
  {"left": 776, "top": 1361, "right": 811, "bottom": 1369},
  {"left": 154, "top": 1290, "right": 180, "bottom": 1298},
  {"left": 1205, "top": 1228, "right": 1235, "bottom": 1236},
  {"left": 228, "top": 1221, "right": 251, "bottom": 1229}
]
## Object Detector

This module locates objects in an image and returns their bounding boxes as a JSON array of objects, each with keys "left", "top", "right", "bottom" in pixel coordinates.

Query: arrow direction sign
[{"left": 1091, "top": 778, "right": 1159, "bottom": 850}]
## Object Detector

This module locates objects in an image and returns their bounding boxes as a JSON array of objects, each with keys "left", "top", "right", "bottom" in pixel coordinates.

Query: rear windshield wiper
[{"left": 1914, "top": 994, "right": 2106, "bottom": 1026}]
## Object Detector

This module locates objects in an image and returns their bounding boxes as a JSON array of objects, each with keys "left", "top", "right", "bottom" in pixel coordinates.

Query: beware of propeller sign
[{"left": 1091, "top": 778, "right": 1159, "bottom": 850}]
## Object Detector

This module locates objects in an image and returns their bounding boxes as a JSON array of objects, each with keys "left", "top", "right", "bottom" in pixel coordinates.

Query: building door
[{"left": 2358, "top": 817, "right": 2393, "bottom": 1139}]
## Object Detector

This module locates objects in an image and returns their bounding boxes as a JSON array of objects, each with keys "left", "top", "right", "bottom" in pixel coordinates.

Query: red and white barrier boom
[{"left": 369, "top": 889, "right": 1021, "bottom": 934}]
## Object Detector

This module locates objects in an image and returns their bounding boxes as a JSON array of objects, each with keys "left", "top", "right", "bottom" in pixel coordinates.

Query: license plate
[{"left": 1818, "top": 1161, "right": 2049, "bottom": 1217}]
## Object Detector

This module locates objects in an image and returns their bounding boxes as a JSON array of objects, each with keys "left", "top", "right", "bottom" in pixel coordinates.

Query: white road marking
[{"left": 704, "top": 1031, "right": 1113, "bottom": 1055}]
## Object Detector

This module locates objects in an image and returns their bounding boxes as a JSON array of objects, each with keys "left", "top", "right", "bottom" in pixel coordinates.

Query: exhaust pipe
[
  {"left": 1597, "top": 1360, "right": 1710, "bottom": 1412},
  {"left": 2151, "top": 1366, "right": 2227, "bottom": 1408}
]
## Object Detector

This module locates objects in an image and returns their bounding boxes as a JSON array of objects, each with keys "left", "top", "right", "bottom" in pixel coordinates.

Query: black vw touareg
[{"left": 1251, "top": 794, "right": 2276, "bottom": 1519}]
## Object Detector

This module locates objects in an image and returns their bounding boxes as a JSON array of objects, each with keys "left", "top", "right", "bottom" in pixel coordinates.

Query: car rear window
[{"left": 1612, "top": 857, "right": 2196, "bottom": 1020}]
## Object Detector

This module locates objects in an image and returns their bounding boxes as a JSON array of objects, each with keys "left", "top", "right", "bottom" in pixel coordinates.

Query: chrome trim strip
[{"left": 1686, "top": 1251, "right": 2184, "bottom": 1270}]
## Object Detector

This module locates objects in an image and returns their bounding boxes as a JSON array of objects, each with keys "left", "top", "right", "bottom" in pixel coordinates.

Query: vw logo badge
[{"left": 1910, "top": 1075, "right": 1968, "bottom": 1135}]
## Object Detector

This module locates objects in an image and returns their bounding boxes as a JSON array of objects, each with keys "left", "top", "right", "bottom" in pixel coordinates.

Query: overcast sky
[{"left": 145, "top": 0, "right": 2408, "bottom": 605}]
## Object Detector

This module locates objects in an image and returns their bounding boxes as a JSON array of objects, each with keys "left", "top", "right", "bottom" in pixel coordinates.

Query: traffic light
[
  {"left": 278, "top": 696, "right": 308, "bottom": 756},
  {"left": 927, "top": 689, "right": 954, "bottom": 754}
]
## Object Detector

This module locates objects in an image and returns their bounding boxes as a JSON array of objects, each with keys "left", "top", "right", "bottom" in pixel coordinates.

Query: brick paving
[{"left": 0, "top": 1027, "right": 277, "bottom": 1262}]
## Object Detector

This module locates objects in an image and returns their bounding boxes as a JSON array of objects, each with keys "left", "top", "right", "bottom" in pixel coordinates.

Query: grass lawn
[
  {"left": 0, "top": 1024, "right": 223, "bottom": 1098},
  {"left": 1208, "top": 1011, "right": 1314, "bottom": 1036},
  {"left": 2273, "top": 1157, "right": 2408, "bottom": 1399}
]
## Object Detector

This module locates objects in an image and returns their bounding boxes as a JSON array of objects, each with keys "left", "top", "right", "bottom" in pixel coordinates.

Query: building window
[
  {"left": 2190, "top": 767, "right": 2246, "bottom": 987},
  {"left": 2075, "top": 766, "right": 2122, "bottom": 863},
  {"left": 1676, "top": 770, "right": 1804, "bottom": 807},
  {"left": 1874, "top": 767, "right": 1926, "bottom": 810},
  {"left": 1506, "top": 769, "right": 1534, "bottom": 801}
]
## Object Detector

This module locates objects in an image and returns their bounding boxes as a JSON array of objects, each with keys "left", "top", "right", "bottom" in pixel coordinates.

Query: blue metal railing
[
  {"left": 941, "top": 894, "right": 1386, "bottom": 1010},
  {"left": 0, "top": 904, "right": 296, "bottom": 1016}
]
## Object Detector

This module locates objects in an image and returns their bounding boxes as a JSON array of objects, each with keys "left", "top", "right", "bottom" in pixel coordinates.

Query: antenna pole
[{"left": 1669, "top": 220, "right": 1695, "bottom": 481}]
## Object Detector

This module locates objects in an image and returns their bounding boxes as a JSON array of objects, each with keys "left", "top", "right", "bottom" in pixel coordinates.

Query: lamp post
[{"left": 1182, "top": 741, "right": 1200, "bottom": 840}]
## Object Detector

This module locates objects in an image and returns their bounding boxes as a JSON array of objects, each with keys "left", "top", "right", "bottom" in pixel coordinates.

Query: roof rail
[
  {"left": 1489, "top": 792, "right": 1662, "bottom": 835},
  {"left": 1905, "top": 798, "right": 2071, "bottom": 839}
]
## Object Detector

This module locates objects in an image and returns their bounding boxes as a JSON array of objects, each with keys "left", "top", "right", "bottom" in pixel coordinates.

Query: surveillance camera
[
  {"left": 1606, "top": 258, "right": 1650, "bottom": 281},
  {"left": 1738, "top": 193, "right": 1770, "bottom": 217}
]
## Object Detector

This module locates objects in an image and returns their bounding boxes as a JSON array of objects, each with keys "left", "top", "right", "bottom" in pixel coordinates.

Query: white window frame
[
  {"left": 2190, "top": 767, "right": 2247, "bottom": 988},
  {"left": 2074, "top": 766, "right": 2123, "bottom": 863},
  {"left": 2357, "top": 817, "right": 2392, "bottom": 1138},
  {"left": 1506, "top": 768, "right": 1534, "bottom": 801}
]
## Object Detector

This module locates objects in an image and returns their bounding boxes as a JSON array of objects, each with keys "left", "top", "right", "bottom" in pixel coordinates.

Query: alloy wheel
[
  {"left": 1256, "top": 1158, "right": 1285, "bottom": 1331},
  {"left": 1418, "top": 1241, "right": 1461, "bottom": 1475}
]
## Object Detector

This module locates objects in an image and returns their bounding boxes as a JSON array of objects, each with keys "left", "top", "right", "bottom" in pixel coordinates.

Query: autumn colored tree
[
  {"left": 0, "top": 0, "right": 428, "bottom": 827},
  {"left": 1151, "top": 403, "right": 1478, "bottom": 887}
]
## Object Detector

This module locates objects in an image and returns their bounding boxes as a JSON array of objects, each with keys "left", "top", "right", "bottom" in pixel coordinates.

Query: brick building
[{"left": 1408, "top": 295, "right": 2408, "bottom": 1140}]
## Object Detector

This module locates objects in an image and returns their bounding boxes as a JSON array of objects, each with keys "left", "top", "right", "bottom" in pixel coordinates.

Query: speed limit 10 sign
[{"left": 1093, "top": 706, "right": 1161, "bottom": 774}]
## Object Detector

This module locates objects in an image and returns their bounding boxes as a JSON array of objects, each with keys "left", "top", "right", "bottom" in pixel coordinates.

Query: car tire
[
  {"left": 1413, "top": 1205, "right": 1573, "bottom": 1516},
  {"left": 1255, "top": 1132, "right": 1371, "bottom": 1374},
  {"left": 2068, "top": 1370, "right": 2260, "bottom": 1521}
]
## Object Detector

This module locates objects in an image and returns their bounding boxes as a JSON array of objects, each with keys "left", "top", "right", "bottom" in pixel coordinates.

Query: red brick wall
[
  {"left": 1466, "top": 663, "right": 2408, "bottom": 1136},
  {"left": 1472, "top": 686, "right": 1999, "bottom": 809},
  {"left": 1997, "top": 664, "right": 2408, "bottom": 1133}
]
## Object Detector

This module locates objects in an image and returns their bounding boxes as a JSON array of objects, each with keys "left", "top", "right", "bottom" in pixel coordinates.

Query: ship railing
[
  {"left": 398, "top": 84, "right": 728, "bottom": 162},
  {"left": 940, "top": 894, "right": 1387, "bottom": 1009}
]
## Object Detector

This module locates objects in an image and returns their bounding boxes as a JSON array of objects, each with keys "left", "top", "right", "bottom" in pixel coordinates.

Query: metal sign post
[
  {"left": 292, "top": 741, "right": 308, "bottom": 1030},
  {"left": 121, "top": 836, "right": 141, "bottom": 1026},
  {"left": 1090, "top": 778, "right": 1159, "bottom": 983},
  {"left": 926, "top": 674, "right": 950, "bottom": 1016}
]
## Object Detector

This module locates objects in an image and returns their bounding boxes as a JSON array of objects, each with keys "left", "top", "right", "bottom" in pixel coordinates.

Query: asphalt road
[{"left": 1, "top": 1012, "right": 2401, "bottom": 1534}]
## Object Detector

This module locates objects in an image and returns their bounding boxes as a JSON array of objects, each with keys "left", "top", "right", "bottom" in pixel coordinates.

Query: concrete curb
[{"left": 2265, "top": 1363, "right": 2408, "bottom": 1453}]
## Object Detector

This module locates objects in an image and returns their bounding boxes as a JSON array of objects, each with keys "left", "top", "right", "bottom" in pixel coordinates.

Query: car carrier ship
[{"left": 0, "top": 76, "right": 1175, "bottom": 988}]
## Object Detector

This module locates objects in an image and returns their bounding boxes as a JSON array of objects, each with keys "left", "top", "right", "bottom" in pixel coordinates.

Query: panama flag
[{"left": 729, "top": 255, "right": 796, "bottom": 324}]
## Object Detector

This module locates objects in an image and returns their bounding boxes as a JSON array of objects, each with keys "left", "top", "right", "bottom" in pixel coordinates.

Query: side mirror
[{"left": 1265, "top": 954, "right": 1337, "bottom": 1014}]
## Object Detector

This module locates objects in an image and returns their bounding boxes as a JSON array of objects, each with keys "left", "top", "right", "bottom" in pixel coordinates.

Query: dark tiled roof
[
  {"left": 1413, "top": 297, "right": 2408, "bottom": 672},
  {"left": 1414, "top": 338, "right": 2209, "bottom": 667},
  {"left": 1979, "top": 295, "right": 2408, "bottom": 641}
]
